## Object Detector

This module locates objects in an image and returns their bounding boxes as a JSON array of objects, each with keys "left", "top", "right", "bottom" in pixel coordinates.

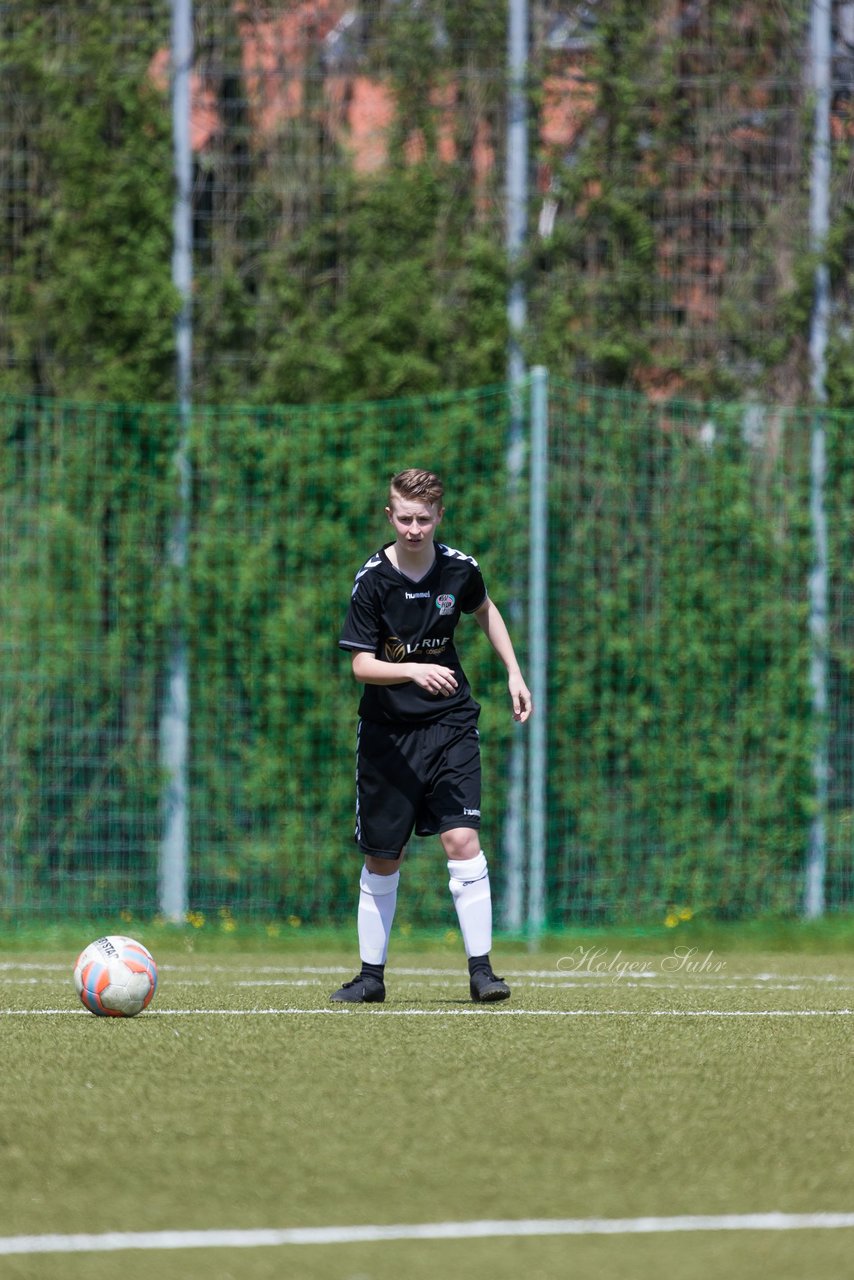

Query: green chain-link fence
[{"left": 2, "top": 379, "right": 853, "bottom": 926}]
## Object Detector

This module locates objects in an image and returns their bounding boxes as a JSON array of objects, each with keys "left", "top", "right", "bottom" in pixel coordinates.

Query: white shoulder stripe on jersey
[
  {"left": 437, "top": 543, "right": 479, "bottom": 568},
  {"left": 351, "top": 553, "right": 383, "bottom": 596}
]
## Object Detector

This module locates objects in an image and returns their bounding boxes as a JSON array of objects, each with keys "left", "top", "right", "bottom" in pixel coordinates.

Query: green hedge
[
  {"left": 3, "top": 383, "right": 853, "bottom": 924},
  {"left": 4, "top": 1, "right": 850, "bottom": 410},
  {"left": 548, "top": 386, "right": 817, "bottom": 921}
]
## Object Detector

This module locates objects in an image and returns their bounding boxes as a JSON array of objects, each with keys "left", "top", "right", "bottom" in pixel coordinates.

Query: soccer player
[{"left": 332, "top": 468, "right": 532, "bottom": 1005}]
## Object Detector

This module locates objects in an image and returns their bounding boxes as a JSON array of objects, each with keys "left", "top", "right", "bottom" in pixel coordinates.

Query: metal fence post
[
  {"left": 159, "top": 0, "right": 193, "bottom": 923},
  {"left": 805, "top": 0, "right": 831, "bottom": 919},
  {"left": 502, "top": 0, "right": 530, "bottom": 931},
  {"left": 527, "top": 366, "right": 549, "bottom": 939}
]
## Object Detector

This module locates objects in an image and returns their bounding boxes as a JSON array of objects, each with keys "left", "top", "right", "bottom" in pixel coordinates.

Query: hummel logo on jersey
[{"left": 405, "top": 591, "right": 431, "bottom": 600}]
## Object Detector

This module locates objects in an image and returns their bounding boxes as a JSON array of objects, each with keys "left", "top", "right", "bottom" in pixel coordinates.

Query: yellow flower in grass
[
  {"left": 218, "top": 907, "right": 237, "bottom": 933},
  {"left": 664, "top": 904, "right": 694, "bottom": 928},
  {"left": 185, "top": 911, "right": 206, "bottom": 929}
]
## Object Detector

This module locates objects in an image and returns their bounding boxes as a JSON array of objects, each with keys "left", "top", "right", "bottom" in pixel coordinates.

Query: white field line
[
  {"left": 5, "top": 964, "right": 854, "bottom": 995},
  {"left": 4, "top": 962, "right": 853, "bottom": 983},
  {"left": 2, "top": 1212, "right": 854, "bottom": 1255},
  {"left": 233, "top": 978, "right": 854, "bottom": 993},
  {"left": 7, "top": 977, "right": 854, "bottom": 997},
  {"left": 2, "top": 1007, "right": 854, "bottom": 1018}
]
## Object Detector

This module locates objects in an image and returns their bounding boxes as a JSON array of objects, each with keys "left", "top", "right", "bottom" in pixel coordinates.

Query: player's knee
[
  {"left": 365, "top": 851, "right": 404, "bottom": 876},
  {"left": 440, "top": 827, "right": 481, "bottom": 861}
]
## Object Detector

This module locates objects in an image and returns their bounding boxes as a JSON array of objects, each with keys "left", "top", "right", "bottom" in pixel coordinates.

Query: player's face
[{"left": 386, "top": 496, "right": 444, "bottom": 552}]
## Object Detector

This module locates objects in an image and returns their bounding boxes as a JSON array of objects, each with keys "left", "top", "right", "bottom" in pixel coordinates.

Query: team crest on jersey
[
  {"left": 436, "top": 593, "right": 456, "bottom": 616},
  {"left": 384, "top": 636, "right": 407, "bottom": 662}
]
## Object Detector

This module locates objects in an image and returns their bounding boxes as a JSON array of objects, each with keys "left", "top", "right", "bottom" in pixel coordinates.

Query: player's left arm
[{"left": 472, "top": 596, "right": 532, "bottom": 723}]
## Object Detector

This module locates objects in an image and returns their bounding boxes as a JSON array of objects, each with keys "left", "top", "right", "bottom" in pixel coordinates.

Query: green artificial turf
[{"left": 1, "top": 935, "right": 852, "bottom": 1279}]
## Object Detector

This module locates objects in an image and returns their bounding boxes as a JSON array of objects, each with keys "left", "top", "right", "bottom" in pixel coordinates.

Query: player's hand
[
  {"left": 408, "top": 663, "right": 459, "bottom": 697},
  {"left": 509, "top": 671, "right": 532, "bottom": 722}
]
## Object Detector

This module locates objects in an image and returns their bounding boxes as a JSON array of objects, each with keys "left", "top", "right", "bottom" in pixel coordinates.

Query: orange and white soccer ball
[{"left": 73, "top": 935, "right": 158, "bottom": 1017}]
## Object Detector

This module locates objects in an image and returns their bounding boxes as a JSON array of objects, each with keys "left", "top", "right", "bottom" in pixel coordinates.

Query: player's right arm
[
  {"left": 351, "top": 652, "right": 458, "bottom": 697},
  {"left": 341, "top": 562, "right": 457, "bottom": 696}
]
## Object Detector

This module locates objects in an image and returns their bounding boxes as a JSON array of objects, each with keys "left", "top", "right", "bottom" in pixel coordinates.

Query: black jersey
[{"left": 339, "top": 542, "right": 488, "bottom": 725}]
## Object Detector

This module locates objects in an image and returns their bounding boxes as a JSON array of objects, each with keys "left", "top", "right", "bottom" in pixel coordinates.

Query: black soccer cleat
[
  {"left": 469, "top": 967, "right": 511, "bottom": 1003},
  {"left": 330, "top": 974, "right": 386, "bottom": 1004}
]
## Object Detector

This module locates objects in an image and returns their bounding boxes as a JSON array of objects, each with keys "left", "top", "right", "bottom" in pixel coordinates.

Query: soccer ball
[{"left": 73, "top": 935, "right": 158, "bottom": 1018}]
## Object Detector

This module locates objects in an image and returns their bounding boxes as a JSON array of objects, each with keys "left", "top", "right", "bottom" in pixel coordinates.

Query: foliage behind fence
[
  {"left": 2, "top": 380, "right": 853, "bottom": 925},
  {"left": 7, "top": 1, "right": 852, "bottom": 408}
]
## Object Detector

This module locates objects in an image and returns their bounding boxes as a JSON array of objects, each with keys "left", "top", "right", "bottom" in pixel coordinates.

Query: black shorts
[{"left": 354, "top": 718, "right": 482, "bottom": 859}]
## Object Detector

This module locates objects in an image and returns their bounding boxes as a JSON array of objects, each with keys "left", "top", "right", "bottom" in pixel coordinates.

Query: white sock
[
  {"left": 447, "top": 851, "right": 492, "bottom": 958},
  {"left": 357, "top": 867, "right": 399, "bottom": 965}
]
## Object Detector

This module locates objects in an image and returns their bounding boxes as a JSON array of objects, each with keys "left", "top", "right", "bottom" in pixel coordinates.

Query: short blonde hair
[{"left": 388, "top": 469, "right": 444, "bottom": 507}]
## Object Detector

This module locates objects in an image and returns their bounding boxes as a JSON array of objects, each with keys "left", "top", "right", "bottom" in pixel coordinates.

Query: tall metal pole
[
  {"left": 502, "top": 0, "right": 529, "bottom": 931},
  {"left": 805, "top": 0, "right": 831, "bottom": 919},
  {"left": 527, "top": 367, "right": 549, "bottom": 939},
  {"left": 160, "top": 0, "right": 193, "bottom": 923},
  {"left": 507, "top": 0, "right": 528, "bottom": 394}
]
